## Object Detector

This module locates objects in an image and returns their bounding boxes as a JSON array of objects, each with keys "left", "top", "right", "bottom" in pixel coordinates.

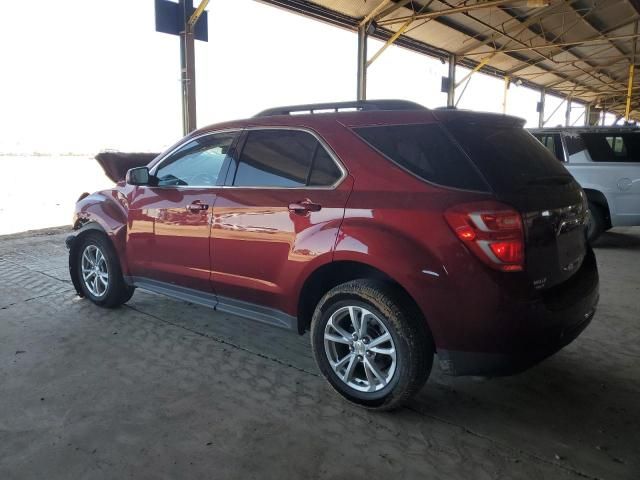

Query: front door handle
[
  {"left": 186, "top": 201, "right": 209, "bottom": 212},
  {"left": 288, "top": 199, "right": 322, "bottom": 214}
]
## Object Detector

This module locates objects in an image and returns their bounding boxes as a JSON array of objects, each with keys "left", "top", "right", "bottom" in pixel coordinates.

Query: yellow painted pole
[
  {"left": 625, "top": 63, "right": 634, "bottom": 121},
  {"left": 454, "top": 55, "right": 493, "bottom": 89},
  {"left": 188, "top": 0, "right": 209, "bottom": 27}
]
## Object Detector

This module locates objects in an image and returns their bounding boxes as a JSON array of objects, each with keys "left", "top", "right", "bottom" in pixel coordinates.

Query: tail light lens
[{"left": 444, "top": 201, "right": 525, "bottom": 272}]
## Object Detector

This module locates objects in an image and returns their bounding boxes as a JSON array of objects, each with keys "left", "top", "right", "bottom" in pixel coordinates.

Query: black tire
[
  {"left": 587, "top": 201, "right": 605, "bottom": 242},
  {"left": 75, "top": 232, "right": 134, "bottom": 308},
  {"left": 310, "top": 279, "right": 433, "bottom": 411}
]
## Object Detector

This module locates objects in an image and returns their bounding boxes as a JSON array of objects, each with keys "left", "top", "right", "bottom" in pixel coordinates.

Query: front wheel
[
  {"left": 76, "top": 233, "right": 134, "bottom": 308},
  {"left": 310, "top": 280, "right": 433, "bottom": 410}
]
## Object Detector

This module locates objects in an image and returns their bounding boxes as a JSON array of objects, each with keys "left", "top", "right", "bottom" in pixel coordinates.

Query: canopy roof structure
[{"left": 259, "top": 0, "right": 640, "bottom": 122}]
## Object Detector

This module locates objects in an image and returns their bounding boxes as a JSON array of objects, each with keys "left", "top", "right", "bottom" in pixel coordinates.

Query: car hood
[{"left": 95, "top": 152, "right": 159, "bottom": 183}]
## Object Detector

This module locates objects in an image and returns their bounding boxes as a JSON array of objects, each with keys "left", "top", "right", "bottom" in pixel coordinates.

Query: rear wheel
[
  {"left": 76, "top": 233, "right": 134, "bottom": 308},
  {"left": 587, "top": 202, "right": 605, "bottom": 242},
  {"left": 310, "top": 280, "right": 432, "bottom": 410}
]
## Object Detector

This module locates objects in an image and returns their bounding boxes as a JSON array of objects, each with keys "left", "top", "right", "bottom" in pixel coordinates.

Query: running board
[{"left": 127, "top": 277, "right": 296, "bottom": 331}]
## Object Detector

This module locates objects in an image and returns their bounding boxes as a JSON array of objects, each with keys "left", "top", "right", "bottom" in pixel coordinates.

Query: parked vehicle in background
[
  {"left": 67, "top": 101, "right": 599, "bottom": 410},
  {"left": 530, "top": 126, "right": 640, "bottom": 240}
]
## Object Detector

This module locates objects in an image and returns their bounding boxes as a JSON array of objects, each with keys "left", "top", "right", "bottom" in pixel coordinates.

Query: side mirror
[{"left": 126, "top": 167, "right": 150, "bottom": 186}]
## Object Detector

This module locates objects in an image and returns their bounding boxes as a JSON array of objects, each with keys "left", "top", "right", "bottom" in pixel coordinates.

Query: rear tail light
[{"left": 444, "top": 201, "right": 525, "bottom": 272}]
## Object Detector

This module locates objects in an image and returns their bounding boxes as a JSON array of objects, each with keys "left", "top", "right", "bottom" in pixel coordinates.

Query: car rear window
[
  {"left": 353, "top": 124, "right": 489, "bottom": 191},
  {"left": 444, "top": 123, "right": 571, "bottom": 193}
]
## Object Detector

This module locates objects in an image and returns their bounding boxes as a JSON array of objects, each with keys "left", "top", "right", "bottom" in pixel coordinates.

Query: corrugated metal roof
[{"left": 259, "top": 0, "right": 640, "bottom": 119}]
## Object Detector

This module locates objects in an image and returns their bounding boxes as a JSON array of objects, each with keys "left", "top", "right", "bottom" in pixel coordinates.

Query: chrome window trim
[
  {"left": 147, "top": 126, "right": 347, "bottom": 191},
  {"left": 148, "top": 128, "right": 243, "bottom": 189},
  {"left": 226, "top": 126, "right": 347, "bottom": 191}
]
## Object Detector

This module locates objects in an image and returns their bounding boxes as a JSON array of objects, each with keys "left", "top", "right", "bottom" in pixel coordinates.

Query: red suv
[{"left": 67, "top": 100, "right": 599, "bottom": 410}]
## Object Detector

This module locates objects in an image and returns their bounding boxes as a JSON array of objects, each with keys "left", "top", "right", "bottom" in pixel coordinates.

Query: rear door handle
[
  {"left": 186, "top": 201, "right": 209, "bottom": 212},
  {"left": 288, "top": 200, "right": 322, "bottom": 214}
]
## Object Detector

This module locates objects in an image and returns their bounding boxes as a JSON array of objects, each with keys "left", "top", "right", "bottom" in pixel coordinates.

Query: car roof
[
  {"left": 192, "top": 100, "right": 525, "bottom": 136},
  {"left": 529, "top": 126, "right": 640, "bottom": 134}
]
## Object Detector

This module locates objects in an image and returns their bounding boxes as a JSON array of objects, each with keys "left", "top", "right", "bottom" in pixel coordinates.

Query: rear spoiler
[{"left": 95, "top": 152, "right": 159, "bottom": 183}]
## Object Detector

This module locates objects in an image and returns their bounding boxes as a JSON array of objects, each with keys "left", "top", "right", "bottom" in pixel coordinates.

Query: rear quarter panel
[{"left": 327, "top": 120, "right": 505, "bottom": 351}]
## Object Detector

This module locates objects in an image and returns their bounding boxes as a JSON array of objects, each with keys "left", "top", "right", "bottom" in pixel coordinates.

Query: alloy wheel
[
  {"left": 81, "top": 244, "right": 109, "bottom": 297},
  {"left": 323, "top": 305, "right": 397, "bottom": 392}
]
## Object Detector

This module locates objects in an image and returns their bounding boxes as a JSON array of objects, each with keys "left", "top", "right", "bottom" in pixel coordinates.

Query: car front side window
[{"left": 155, "top": 132, "right": 237, "bottom": 187}]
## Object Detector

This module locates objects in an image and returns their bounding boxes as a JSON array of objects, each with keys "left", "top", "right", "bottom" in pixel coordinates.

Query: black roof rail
[{"left": 254, "top": 99, "right": 427, "bottom": 117}]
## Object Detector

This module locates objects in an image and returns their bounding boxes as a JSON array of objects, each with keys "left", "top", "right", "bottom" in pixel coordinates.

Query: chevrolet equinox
[{"left": 67, "top": 100, "right": 599, "bottom": 410}]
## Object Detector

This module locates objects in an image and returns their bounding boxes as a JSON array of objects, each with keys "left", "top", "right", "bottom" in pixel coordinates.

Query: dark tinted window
[
  {"left": 564, "top": 133, "right": 586, "bottom": 155},
  {"left": 445, "top": 123, "right": 571, "bottom": 193},
  {"left": 353, "top": 124, "right": 488, "bottom": 191},
  {"left": 155, "top": 132, "right": 237, "bottom": 186},
  {"left": 234, "top": 130, "right": 316, "bottom": 187},
  {"left": 581, "top": 133, "right": 640, "bottom": 162},
  {"left": 533, "top": 134, "right": 564, "bottom": 161},
  {"left": 309, "top": 146, "right": 342, "bottom": 186}
]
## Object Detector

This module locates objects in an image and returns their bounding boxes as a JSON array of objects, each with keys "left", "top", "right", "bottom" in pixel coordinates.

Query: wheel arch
[
  {"left": 68, "top": 222, "right": 112, "bottom": 296},
  {"left": 583, "top": 188, "right": 612, "bottom": 229},
  {"left": 296, "top": 260, "right": 433, "bottom": 347}
]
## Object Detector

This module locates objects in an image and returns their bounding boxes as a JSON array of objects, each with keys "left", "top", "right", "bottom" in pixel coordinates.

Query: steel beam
[
  {"left": 585, "top": 103, "right": 591, "bottom": 126},
  {"left": 502, "top": 76, "right": 510, "bottom": 114},
  {"left": 357, "top": 25, "right": 368, "bottom": 101},
  {"left": 377, "top": 0, "right": 519, "bottom": 27},
  {"left": 538, "top": 89, "right": 545, "bottom": 127},
  {"left": 626, "top": 21, "right": 638, "bottom": 121},
  {"left": 465, "top": 33, "right": 640, "bottom": 57},
  {"left": 180, "top": 0, "right": 197, "bottom": 135},
  {"left": 565, "top": 96, "right": 572, "bottom": 126},
  {"left": 447, "top": 54, "right": 456, "bottom": 108}
]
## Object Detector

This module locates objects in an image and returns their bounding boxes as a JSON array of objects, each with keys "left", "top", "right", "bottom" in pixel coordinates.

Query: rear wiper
[{"left": 525, "top": 175, "right": 573, "bottom": 186}]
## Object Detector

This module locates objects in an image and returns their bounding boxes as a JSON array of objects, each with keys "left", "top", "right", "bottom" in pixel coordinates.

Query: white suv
[{"left": 530, "top": 126, "right": 640, "bottom": 240}]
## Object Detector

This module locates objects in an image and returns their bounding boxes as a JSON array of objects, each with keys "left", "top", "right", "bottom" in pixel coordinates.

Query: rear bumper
[
  {"left": 437, "top": 247, "right": 599, "bottom": 377},
  {"left": 438, "top": 306, "right": 595, "bottom": 376}
]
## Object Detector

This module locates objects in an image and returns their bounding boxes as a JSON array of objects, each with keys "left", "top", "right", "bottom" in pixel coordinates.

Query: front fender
[{"left": 69, "top": 189, "right": 130, "bottom": 278}]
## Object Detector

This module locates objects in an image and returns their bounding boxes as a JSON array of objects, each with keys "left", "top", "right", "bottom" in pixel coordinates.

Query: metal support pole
[
  {"left": 180, "top": 0, "right": 197, "bottom": 135},
  {"left": 447, "top": 54, "right": 456, "bottom": 108},
  {"left": 565, "top": 97, "right": 572, "bottom": 126},
  {"left": 626, "top": 21, "right": 638, "bottom": 122},
  {"left": 584, "top": 103, "right": 591, "bottom": 126},
  {"left": 357, "top": 25, "right": 368, "bottom": 101},
  {"left": 502, "top": 76, "right": 509, "bottom": 114},
  {"left": 537, "top": 89, "right": 545, "bottom": 127},
  {"left": 625, "top": 64, "right": 635, "bottom": 122}
]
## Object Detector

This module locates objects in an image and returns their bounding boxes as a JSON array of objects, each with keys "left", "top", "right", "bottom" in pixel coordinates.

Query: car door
[
  {"left": 126, "top": 131, "right": 239, "bottom": 292},
  {"left": 210, "top": 127, "right": 351, "bottom": 319}
]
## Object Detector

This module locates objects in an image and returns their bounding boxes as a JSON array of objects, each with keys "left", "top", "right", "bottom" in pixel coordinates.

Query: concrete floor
[{"left": 1, "top": 227, "right": 638, "bottom": 480}]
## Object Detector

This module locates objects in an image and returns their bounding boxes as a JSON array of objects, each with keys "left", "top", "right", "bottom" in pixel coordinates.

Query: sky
[{"left": 0, "top": 0, "right": 619, "bottom": 155}]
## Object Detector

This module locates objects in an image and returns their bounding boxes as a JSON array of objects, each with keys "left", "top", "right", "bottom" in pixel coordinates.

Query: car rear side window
[
  {"left": 308, "top": 146, "right": 342, "bottom": 186},
  {"left": 564, "top": 133, "right": 586, "bottom": 156},
  {"left": 233, "top": 129, "right": 342, "bottom": 187},
  {"left": 444, "top": 123, "right": 571, "bottom": 193},
  {"left": 580, "top": 133, "right": 640, "bottom": 162},
  {"left": 533, "top": 133, "right": 564, "bottom": 162},
  {"left": 353, "top": 124, "right": 488, "bottom": 191}
]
